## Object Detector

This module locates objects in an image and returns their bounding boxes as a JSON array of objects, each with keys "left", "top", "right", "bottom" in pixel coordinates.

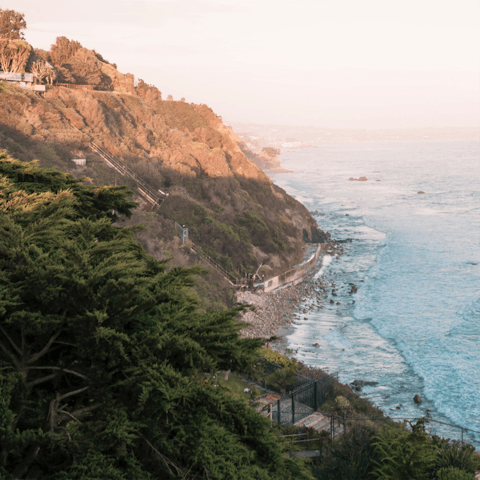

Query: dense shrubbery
[
  {"left": 0, "top": 155, "right": 316, "bottom": 479},
  {"left": 312, "top": 418, "right": 480, "bottom": 480},
  {"left": 158, "top": 174, "right": 304, "bottom": 276},
  {"left": 437, "top": 467, "right": 475, "bottom": 480}
]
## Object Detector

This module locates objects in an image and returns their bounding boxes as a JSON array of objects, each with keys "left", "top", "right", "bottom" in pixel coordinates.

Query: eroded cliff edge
[{"left": 0, "top": 41, "right": 327, "bottom": 280}]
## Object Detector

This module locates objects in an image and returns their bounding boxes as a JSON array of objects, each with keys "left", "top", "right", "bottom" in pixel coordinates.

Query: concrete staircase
[{"left": 294, "top": 412, "right": 330, "bottom": 432}]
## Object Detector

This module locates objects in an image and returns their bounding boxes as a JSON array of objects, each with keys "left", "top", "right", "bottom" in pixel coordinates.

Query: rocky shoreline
[{"left": 238, "top": 242, "right": 346, "bottom": 339}]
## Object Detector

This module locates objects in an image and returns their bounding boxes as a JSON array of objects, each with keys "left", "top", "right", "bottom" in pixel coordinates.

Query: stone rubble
[{"left": 238, "top": 258, "right": 334, "bottom": 339}]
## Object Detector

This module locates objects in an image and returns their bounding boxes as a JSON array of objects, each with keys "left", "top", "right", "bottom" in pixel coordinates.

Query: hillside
[{"left": 0, "top": 37, "right": 327, "bottom": 283}]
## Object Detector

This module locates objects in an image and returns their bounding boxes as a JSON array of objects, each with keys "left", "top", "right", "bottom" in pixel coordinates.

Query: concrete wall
[
  {"left": 263, "top": 244, "right": 323, "bottom": 293},
  {"left": 0, "top": 72, "right": 33, "bottom": 82}
]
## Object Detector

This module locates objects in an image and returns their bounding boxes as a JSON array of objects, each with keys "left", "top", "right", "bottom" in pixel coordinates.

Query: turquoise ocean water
[{"left": 270, "top": 140, "right": 480, "bottom": 443}]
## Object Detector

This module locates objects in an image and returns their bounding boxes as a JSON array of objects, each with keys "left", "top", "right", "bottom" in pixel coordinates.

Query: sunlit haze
[{"left": 11, "top": 0, "right": 480, "bottom": 128}]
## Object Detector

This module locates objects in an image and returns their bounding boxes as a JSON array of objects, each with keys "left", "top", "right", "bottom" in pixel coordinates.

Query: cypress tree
[{"left": 0, "top": 154, "right": 312, "bottom": 479}]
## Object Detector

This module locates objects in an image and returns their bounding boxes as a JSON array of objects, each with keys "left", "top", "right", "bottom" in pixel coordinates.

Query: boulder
[
  {"left": 348, "top": 176, "right": 368, "bottom": 181},
  {"left": 313, "top": 343, "right": 320, "bottom": 347},
  {"left": 413, "top": 394, "right": 422, "bottom": 404},
  {"left": 417, "top": 191, "right": 425, "bottom": 194},
  {"left": 350, "top": 380, "right": 378, "bottom": 392},
  {"left": 351, "top": 286, "right": 358, "bottom": 293}
]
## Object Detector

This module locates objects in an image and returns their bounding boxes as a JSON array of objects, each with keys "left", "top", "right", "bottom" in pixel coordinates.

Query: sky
[{"left": 9, "top": 0, "right": 480, "bottom": 129}]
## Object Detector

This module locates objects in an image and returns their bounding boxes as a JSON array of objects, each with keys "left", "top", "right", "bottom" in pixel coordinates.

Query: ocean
[{"left": 270, "top": 140, "right": 480, "bottom": 444}]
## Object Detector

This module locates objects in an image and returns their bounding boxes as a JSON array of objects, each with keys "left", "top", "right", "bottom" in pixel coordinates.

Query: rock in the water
[
  {"left": 313, "top": 343, "right": 320, "bottom": 347},
  {"left": 417, "top": 191, "right": 425, "bottom": 194},
  {"left": 351, "top": 286, "right": 358, "bottom": 293},
  {"left": 330, "top": 299, "right": 334, "bottom": 304},
  {"left": 350, "top": 380, "right": 379, "bottom": 391},
  {"left": 413, "top": 394, "right": 422, "bottom": 404},
  {"left": 349, "top": 176, "right": 368, "bottom": 181}
]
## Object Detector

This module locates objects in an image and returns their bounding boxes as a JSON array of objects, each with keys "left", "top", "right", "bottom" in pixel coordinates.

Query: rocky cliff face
[{"left": 0, "top": 44, "right": 327, "bottom": 278}]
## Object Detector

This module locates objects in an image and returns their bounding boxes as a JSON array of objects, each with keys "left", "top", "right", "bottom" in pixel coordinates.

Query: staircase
[
  {"left": 57, "top": 106, "right": 248, "bottom": 282},
  {"left": 294, "top": 412, "right": 330, "bottom": 432},
  {"left": 47, "top": 98, "right": 167, "bottom": 210},
  {"left": 189, "top": 242, "right": 239, "bottom": 286},
  {"left": 89, "top": 141, "right": 165, "bottom": 210}
]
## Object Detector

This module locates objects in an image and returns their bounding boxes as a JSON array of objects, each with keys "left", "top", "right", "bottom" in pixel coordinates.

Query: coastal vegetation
[
  {"left": 312, "top": 419, "right": 480, "bottom": 480},
  {"left": 1, "top": 12, "right": 478, "bottom": 479},
  {"left": 1, "top": 155, "right": 479, "bottom": 479},
  {"left": 0, "top": 154, "right": 313, "bottom": 479}
]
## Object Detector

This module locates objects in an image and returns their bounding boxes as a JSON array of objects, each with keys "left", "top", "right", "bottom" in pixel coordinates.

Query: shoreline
[{"left": 238, "top": 244, "right": 343, "bottom": 340}]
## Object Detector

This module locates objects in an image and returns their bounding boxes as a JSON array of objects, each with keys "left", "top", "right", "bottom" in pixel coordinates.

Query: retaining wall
[{"left": 263, "top": 244, "right": 323, "bottom": 293}]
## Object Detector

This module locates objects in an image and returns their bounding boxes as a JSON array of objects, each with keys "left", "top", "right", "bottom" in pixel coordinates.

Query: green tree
[{"left": 0, "top": 154, "right": 313, "bottom": 479}]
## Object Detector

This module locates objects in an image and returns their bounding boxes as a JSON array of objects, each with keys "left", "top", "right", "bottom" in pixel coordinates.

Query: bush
[
  {"left": 433, "top": 438, "right": 480, "bottom": 476},
  {"left": 313, "top": 424, "right": 381, "bottom": 480},
  {"left": 258, "top": 348, "right": 298, "bottom": 369},
  {"left": 437, "top": 467, "right": 475, "bottom": 480},
  {"left": 373, "top": 419, "right": 437, "bottom": 480},
  {"left": 266, "top": 367, "right": 297, "bottom": 395}
]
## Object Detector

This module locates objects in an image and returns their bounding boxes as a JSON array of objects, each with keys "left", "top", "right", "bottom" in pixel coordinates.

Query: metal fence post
[
  {"left": 330, "top": 407, "right": 335, "bottom": 440},
  {"left": 278, "top": 399, "right": 281, "bottom": 424},
  {"left": 292, "top": 393, "right": 295, "bottom": 425}
]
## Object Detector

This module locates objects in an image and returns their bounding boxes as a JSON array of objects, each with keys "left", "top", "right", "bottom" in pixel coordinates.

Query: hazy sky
[{"left": 10, "top": 0, "right": 480, "bottom": 128}]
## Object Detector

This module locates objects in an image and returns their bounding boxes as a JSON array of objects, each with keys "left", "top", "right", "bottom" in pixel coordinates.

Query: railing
[
  {"left": 89, "top": 141, "right": 165, "bottom": 210},
  {"left": 44, "top": 95, "right": 166, "bottom": 211},
  {"left": 263, "top": 244, "right": 323, "bottom": 293},
  {"left": 329, "top": 413, "right": 480, "bottom": 447},
  {"left": 189, "top": 242, "right": 238, "bottom": 285},
  {"left": 250, "top": 361, "right": 337, "bottom": 426},
  {"left": 56, "top": 83, "right": 94, "bottom": 90}
]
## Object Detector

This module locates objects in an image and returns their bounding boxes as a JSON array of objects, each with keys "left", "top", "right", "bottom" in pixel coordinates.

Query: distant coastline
[{"left": 230, "top": 123, "right": 480, "bottom": 154}]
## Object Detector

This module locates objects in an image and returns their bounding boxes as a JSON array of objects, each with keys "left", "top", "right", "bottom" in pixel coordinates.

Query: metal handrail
[{"left": 89, "top": 141, "right": 165, "bottom": 209}]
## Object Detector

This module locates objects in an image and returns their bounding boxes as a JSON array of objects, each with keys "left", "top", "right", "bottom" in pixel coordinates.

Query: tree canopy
[
  {"left": 0, "top": 10, "right": 26, "bottom": 41},
  {"left": 0, "top": 152, "right": 312, "bottom": 479}
]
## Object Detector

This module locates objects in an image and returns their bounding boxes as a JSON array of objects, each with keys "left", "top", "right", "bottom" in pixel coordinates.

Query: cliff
[{"left": 0, "top": 40, "right": 327, "bottom": 280}]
